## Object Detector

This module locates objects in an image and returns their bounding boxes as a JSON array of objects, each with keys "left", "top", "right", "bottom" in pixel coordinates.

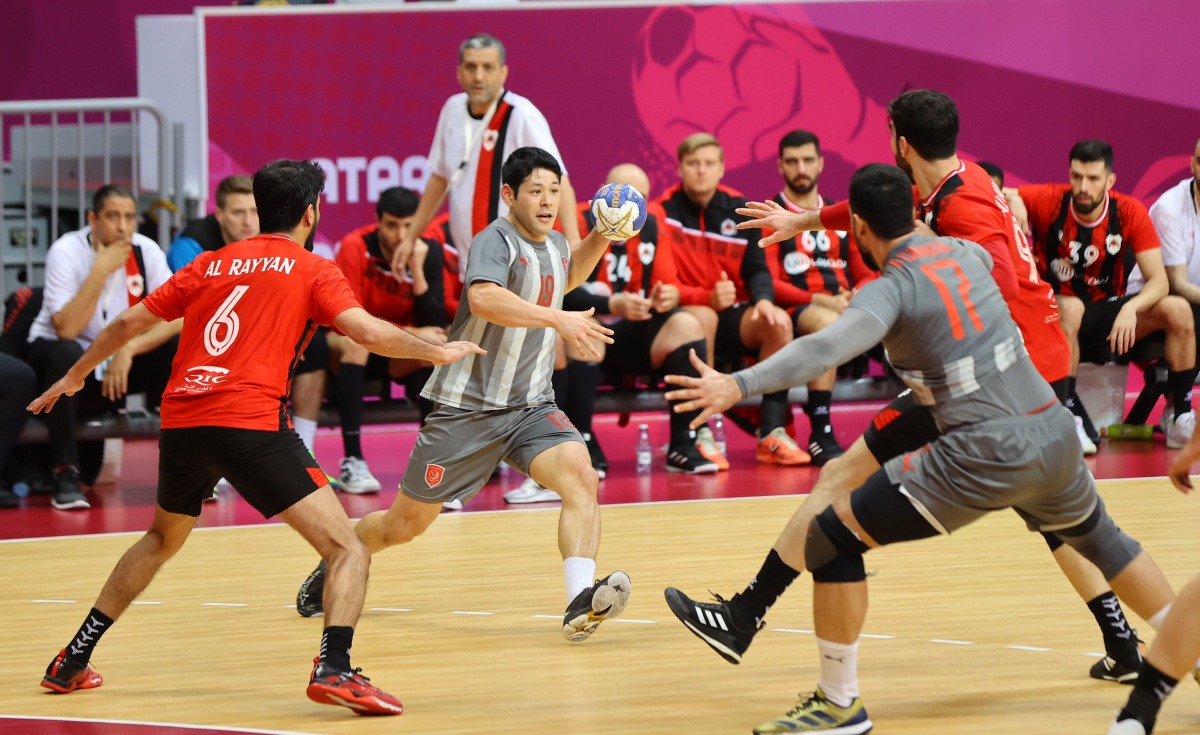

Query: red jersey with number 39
[{"left": 142, "top": 235, "right": 360, "bottom": 431}]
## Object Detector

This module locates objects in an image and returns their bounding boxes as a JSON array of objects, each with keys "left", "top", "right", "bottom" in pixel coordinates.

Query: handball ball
[{"left": 591, "top": 183, "right": 648, "bottom": 241}]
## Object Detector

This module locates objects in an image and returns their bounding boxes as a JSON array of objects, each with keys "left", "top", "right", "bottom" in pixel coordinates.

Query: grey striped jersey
[
  {"left": 852, "top": 234, "right": 1054, "bottom": 427},
  {"left": 422, "top": 217, "right": 570, "bottom": 410}
]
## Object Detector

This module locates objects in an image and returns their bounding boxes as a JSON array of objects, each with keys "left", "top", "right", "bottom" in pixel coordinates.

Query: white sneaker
[
  {"left": 1106, "top": 719, "right": 1147, "bottom": 735},
  {"left": 1074, "top": 415, "right": 1098, "bottom": 455},
  {"left": 1167, "top": 409, "right": 1196, "bottom": 449},
  {"left": 503, "top": 476, "right": 561, "bottom": 504},
  {"left": 339, "top": 456, "right": 381, "bottom": 494},
  {"left": 442, "top": 498, "right": 464, "bottom": 511}
]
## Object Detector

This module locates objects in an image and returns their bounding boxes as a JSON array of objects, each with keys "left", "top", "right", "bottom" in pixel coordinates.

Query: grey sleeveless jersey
[{"left": 422, "top": 217, "right": 570, "bottom": 410}]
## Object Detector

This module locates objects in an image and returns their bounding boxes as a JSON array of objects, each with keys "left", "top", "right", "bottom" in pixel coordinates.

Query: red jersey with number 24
[{"left": 142, "top": 235, "right": 361, "bottom": 431}]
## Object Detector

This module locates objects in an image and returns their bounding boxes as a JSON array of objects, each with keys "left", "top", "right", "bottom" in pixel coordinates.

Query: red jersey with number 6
[{"left": 142, "top": 234, "right": 360, "bottom": 431}]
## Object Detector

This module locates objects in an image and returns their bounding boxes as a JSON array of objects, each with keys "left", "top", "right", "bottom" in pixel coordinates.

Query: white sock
[
  {"left": 563, "top": 557, "right": 596, "bottom": 603},
  {"left": 1147, "top": 603, "right": 1172, "bottom": 632},
  {"left": 816, "top": 636, "right": 860, "bottom": 707},
  {"left": 293, "top": 416, "right": 317, "bottom": 453}
]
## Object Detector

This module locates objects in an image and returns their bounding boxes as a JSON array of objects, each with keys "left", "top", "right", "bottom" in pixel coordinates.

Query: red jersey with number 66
[{"left": 142, "top": 234, "right": 360, "bottom": 431}]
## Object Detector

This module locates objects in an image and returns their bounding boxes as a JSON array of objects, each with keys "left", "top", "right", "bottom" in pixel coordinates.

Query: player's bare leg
[{"left": 355, "top": 492, "right": 443, "bottom": 553}]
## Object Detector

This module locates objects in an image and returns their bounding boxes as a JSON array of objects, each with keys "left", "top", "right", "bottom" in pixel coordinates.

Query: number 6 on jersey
[{"left": 205, "top": 285, "right": 249, "bottom": 356}]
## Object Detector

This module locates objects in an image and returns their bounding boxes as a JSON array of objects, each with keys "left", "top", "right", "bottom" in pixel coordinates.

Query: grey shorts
[
  {"left": 883, "top": 404, "right": 1098, "bottom": 533},
  {"left": 401, "top": 402, "right": 583, "bottom": 503}
]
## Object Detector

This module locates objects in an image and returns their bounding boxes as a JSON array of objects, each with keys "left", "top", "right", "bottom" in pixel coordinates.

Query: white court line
[
  {"left": 450, "top": 610, "right": 494, "bottom": 616},
  {"left": 612, "top": 618, "right": 656, "bottom": 625},
  {"left": 201, "top": 602, "right": 247, "bottom": 607},
  {"left": 860, "top": 633, "right": 895, "bottom": 640},
  {"left": 31, "top": 599, "right": 76, "bottom": 604},
  {"left": 774, "top": 628, "right": 815, "bottom": 635},
  {"left": 1008, "top": 645, "right": 1052, "bottom": 652},
  {"left": 532, "top": 614, "right": 561, "bottom": 619},
  {"left": 131, "top": 601, "right": 163, "bottom": 605},
  {"left": 369, "top": 607, "right": 412, "bottom": 612},
  {"left": 930, "top": 639, "right": 975, "bottom": 645}
]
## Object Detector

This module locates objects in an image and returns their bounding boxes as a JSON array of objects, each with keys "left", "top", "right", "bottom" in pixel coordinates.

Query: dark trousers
[{"left": 0, "top": 352, "right": 37, "bottom": 475}]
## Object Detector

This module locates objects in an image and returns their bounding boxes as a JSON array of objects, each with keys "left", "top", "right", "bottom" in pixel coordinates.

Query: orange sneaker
[
  {"left": 41, "top": 649, "right": 102, "bottom": 693},
  {"left": 756, "top": 427, "right": 812, "bottom": 466},
  {"left": 307, "top": 658, "right": 403, "bottom": 716},
  {"left": 695, "top": 427, "right": 729, "bottom": 471}
]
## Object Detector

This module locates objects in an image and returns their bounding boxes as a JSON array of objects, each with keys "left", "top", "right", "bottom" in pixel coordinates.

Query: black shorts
[
  {"left": 158, "top": 427, "right": 324, "bottom": 518},
  {"left": 1078, "top": 295, "right": 1136, "bottom": 362},
  {"left": 295, "top": 327, "right": 329, "bottom": 376},
  {"left": 715, "top": 303, "right": 756, "bottom": 360},
  {"left": 603, "top": 312, "right": 678, "bottom": 376},
  {"left": 863, "top": 390, "right": 940, "bottom": 464}
]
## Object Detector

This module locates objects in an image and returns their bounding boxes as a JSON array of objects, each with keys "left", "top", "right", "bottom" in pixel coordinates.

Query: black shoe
[
  {"left": 1090, "top": 635, "right": 1143, "bottom": 684},
  {"left": 0, "top": 482, "right": 18, "bottom": 509},
  {"left": 663, "top": 587, "right": 760, "bottom": 664},
  {"left": 807, "top": 432, "right": 846, "bottom": 467},
  {"left": 51, "top": 469, "right": 90, "bottom": 511},
  {"left": 296, "top": 559, "right": 327, "bottom": 618},
  {"left": 582, "top": 432, "right": 608, "bottom": 479},
  {"left": 666, "top": 443, "right": 719, "bottom": 474},
  {"left": 562, "top": 570, "right": 631, "bottom": 641},
  {"left": 41, "top": 648, "right": 103, "bottom": 693}
]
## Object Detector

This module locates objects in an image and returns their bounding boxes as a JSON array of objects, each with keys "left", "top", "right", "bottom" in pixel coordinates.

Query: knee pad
[
  {"left": 805, "top": 506, "right": 868, "bottom": 583},
  {"left": 1055, "top": 503, "right": 1143, "bottom": 580}
]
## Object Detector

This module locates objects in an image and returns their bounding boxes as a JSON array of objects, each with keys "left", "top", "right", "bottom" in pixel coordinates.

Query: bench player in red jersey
[{"left": 31, "top": 160, "right": 483, "bottom": 715}]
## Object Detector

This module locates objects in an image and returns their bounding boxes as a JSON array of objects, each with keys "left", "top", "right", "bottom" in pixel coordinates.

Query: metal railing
[{"left": 0, "top": 97, "right": 175, "bottom": 293}]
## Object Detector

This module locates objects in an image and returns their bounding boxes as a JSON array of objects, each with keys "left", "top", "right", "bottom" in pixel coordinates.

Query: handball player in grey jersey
[
  {"left": 297, "top": 147, "right": 632, "bottom": 641},
  {"left": 660, "top": 164, "right": 1177, "bottom": 734}
]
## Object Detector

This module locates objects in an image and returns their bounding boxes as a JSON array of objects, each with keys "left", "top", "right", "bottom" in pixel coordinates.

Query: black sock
[
  {"left": 401, "top": 368, "right": 435, "bottom": 426},
  {"left": 65, "top": 607, "right": 114, "bottom": 665},
  {"left": 732, "top": 549, "right": 801, "bottom": 627},
  {"left": 804, "top": 390, "right": 833, "bottom": 436},
  {"left": 1167, "top": 369, "right": 1195, "bottom": 418},
  {"left": 759, "top": 391, "right": 790, "bottom": 436},
  {"left": 663, "top": 340, "right": 708, "bottom": 446},
  {"left": 319, "top": 625, "right": 355, "bottom": 673},
  {"left": 1118, "top": 661, "right": 1177, "bottom": 730},
  {"left": 337, "top": 364, "right": 366, "bottom": 459},
  {"left": 1086, "top": 592, "right": 1139, "bottom": 661},
  {"left": 1065, "top": 376, "right": 1078, "bottom": 411},
  {"left": 564, "top": 360, "right": 600, "bottom": 437}
]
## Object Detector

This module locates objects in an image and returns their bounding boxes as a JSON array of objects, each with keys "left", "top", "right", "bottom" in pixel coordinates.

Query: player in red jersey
[
  {"left": 735, "top": 90, "right": 1144, "bottom": 683},
  {"left": 1008, "top": 139, "right": 1196, "bottom": 450},
  {"left": 29, "top": 160, "right": 482, "bottom": 714}
]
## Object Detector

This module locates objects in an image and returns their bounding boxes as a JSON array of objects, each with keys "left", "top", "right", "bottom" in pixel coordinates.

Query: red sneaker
[
  {"left": 756, "top": 427, "right": 812, "bottom": 466},
  {"left": 41, "top": 649, "right": 103, "bottom": 693},
  {"left": 306, "top": 658, "right": 403, "bottom": 716}
]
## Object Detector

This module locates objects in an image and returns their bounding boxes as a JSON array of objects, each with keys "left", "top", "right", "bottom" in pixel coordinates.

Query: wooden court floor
[{"left": 2, "top": 479, "right": 1198, "bottom": 734}]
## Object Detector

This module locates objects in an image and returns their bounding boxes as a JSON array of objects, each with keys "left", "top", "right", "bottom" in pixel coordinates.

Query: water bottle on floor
[
  {"left": 636, "top": 424, "right": 653, "bottom": 474},
  {"left": 712, "top": 413, "right": 727, "bottom": 455},
  {"left": 1106, "top": 424, "right": 1154, "bottom": 440}
]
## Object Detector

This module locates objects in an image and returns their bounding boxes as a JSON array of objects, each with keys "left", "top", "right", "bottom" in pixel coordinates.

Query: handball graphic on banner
[{"left": 591, "top": 183, "right": 648, "bottom": 242}]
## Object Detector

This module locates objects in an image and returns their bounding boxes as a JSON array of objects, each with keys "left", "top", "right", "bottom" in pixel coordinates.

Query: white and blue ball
[{"left": 591, "top": 183, "right": 648, "bottom": 241}]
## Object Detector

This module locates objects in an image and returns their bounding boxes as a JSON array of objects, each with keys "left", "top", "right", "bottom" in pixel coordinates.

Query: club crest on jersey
[
  {"left": 1051, "top": 258, "right": 1075, "bottom": 282},
  {"left": 720, "top": 218, "right": 737, "bottom": 237},
  {"left": 482, "top": 129, "right": 499, "bottom": 152},
  {"left": 126, "top": 273, "right": 145, "bottom": 297},
  {"left": 425, "top": 463, "right": 446, "bottom": 488},
  {"left": 1105, "top": 233, "right": 1123, "bottom": 255},
  {"left": 638, "top": 241, "right": 656, "bottom": 265},
  {"left": 561, "top": 257, "right": 569, "bottom": 272}
]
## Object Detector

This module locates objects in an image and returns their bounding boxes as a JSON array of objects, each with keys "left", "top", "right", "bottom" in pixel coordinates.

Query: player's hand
[
  {"left": 812, "top": 290, "right": 852, "bottom": 314},
  {"left": 611, "top": 292, "right": 653, "bottom": 321},
  {"left": 1107, "top": 304, "right": 1138, "bottom": 355},
  {"left": 410, "top": 325, "right": 448, "bottom": 346},
  {"left": 101, "top": 347, "right": 134, "bottom": 401},
  {"left": 649, "top": 281, "right": 680, "bottom": 313},
  {"left": 735, "top": 200, "right": 816, "bottom": 248},
  {"left": 435, "top": 340, "right": 486, "bottom": 365},
  {"left": 748, "top": 298, "right": 788, "bottom": 328},
  {"left": 27, "top": 373, "right": 86, "bottom": 414},
  {"left": 664, "top": 348, "right": 744, "bottom": 430},
  {"left": 409, "top": 239, "right": 429, "bottom": 272},
  {"left": 709, "top": 271, "right": 737, "bottom": 311},
  {"left": 555, "top": 307, "right": 614, "bottom": 361},
  {"left": 1168, "top": 434, "right": 1200, "bottom": 493},
  {"left": 94, "top": 238, "right": 133, "bottom": 275},
  {"left": 1003, "top": 188, "right": 1032, "bottom": 237},
  {"left": 390, "top": 235, "right": 417, "bottom": 281}
]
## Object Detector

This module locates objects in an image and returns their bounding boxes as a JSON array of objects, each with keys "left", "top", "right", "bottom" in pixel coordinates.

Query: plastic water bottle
[
  {"left": 636, "top": 424, "right": 653, "bottom": 474},
  {"left": 1106, "top": 424, "right": 1154, "bottom": 440},
  {"left": 711, "top": 413, "right": 727, "bottom": 455}
]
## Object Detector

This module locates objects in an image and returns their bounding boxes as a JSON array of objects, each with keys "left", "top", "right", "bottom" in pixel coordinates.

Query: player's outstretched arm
[
  {"left": 735, "top": 200, "right": 823, "bottom": 248},
  {"left": 334, "top": 307, "right": 484, "bottom": 365},
  {"left": 567, "top": 229, "right": 613, "bottom": 292},
  {"left": 663, "top": 349, "right": 744, "bottom": 430},
  {"left": 28, "top": 302, "right": 162, "bottom": 414}
]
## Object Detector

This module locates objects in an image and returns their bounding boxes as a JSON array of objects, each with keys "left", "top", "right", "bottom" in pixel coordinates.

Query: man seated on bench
[
  {"left": 1008, "top": 139, "right": 1197, "bottom": 449},
  {"left": 25, "top": 185, "right": 178, "bottom": 510}
]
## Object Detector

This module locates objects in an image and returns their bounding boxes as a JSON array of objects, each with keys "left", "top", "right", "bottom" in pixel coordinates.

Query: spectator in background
[
  {"left": 1127, "top": 138, "right": 1200, "bottom": 319},
  {"left": 25, "top": 185, "right": 178, "bottom": 510},
  {"left": 166, "top": 176, "right": 258, "bottom": 273},
  {"left": 329, "top": 187, "right": 447, "bottom": 494}
]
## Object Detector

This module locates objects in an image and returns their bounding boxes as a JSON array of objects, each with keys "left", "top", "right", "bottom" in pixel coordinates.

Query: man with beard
[
  {"left": 763, "top": 129, "right": 878, "bottom": 465},
  {"left": 1008, "top": 140, "right": 1197, "bottom": 449},
  {"left": 31, "top": 159, "right": 483, "bottom": 714}
]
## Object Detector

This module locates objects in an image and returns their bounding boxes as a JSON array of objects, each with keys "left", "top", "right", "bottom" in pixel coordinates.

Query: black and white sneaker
[
  {"left": 296, "top": 559, "right": 327, "bottom": 618},
  {"left": 666, "top": 443, "right": 719, "bottom": 474},
  {"left": 663, "top": 587, "right": 760, "bottom": 664},
  {"left": 582, "top": 432, "right": 609, "bottom": 479},
  {"left": 807, "top": 432, "right": 846, "bottom": 467},
  {"left": 562, "top": 571, "right": 632, "bottom": 641},
  {"left": 50, "top": 469, "right": 90, "bottom": 511}
]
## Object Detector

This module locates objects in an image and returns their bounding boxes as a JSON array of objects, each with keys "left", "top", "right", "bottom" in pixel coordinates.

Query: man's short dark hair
[
  {"left": 253, "top": 160, "right": 326, "bottom": 235},
  {"left": 849, "top": 164, "right": 917, "bottom": 241},
  {"left": 501, "top": 147, "right": 562, "bottom": 192},
  {"left": 779, "top": 129, "right": 821, "bottom": 157},
  {"left": 215, "top": 175, "right": 254, "bottom": 210},
  {"left": 376, "top": 187, "right": 420, "bottom": 219},
  {"left": 91, "top": 184, "right": 136, "bottom": 214},
  {"left": 977, "top": 161, "right": 1004, "bottom": 186},
  {"left": 887, "top": 89, "right": 959, "bottom": 161},
  {"left": 1069, "top": 139, "right": 1114, "bottom": 172}
]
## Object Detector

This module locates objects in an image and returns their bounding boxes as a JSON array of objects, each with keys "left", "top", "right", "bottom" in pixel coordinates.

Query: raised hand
[
  {"left": 663, "top": 348, "right": 744, "bottom": 430},
  {"left": 435, "top": 340, "right": 487, "bottom": 365},
  {"left": 555, "top": 307, "right": 614, "bottom": 361},
  {"left": 735, "top": 200, "right": 820, "bottom": 248}
]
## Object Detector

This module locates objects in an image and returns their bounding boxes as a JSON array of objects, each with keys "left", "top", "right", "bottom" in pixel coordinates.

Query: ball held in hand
[{"left": 591, "top": 183, "right": 648, "bottom": 241}]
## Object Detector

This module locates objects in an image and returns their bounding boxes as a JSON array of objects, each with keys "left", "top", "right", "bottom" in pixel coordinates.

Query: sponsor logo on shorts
[{"left": 425, "top": 463, "right": 446, "bottom": 488}]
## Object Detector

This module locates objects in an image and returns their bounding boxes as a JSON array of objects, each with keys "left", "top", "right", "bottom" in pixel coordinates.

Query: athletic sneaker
[
  {"left": 757, "top": 427, "right": 812, "bottom": 466},
  {"left": 296, "top": 559, "right": 327, "bottom": 618},
  {"left": 41, "top": 649, "right": 103, "bottom": 693},
  {"left": 663, "top": 587, "right": 759, "bottom": 664},
  {"left": 442, "top": 498, "right": 464, "bottom": 512},
  {"left": 306, "top": 657, "right": 403, "bottom": 716},
  {"left": 50, "top": 469, "right": 90, "bottom": 511},
  {"left": 753, "top": 687, "right": 873, "bottom": 734},
  {"left": 582, "top": 432, "right": 609, "bottom": 479},
  {"left": 1165, "top": 409, "right": 1196, "bottom": 449},
  {"left": 666, "top": 442, "right": 719, "bottom": 474},
  {"left": 807, "top": 432, "right": 846, "bottom": 467},
  {"left": 339, "top": 456, "right": 381, "bottom": 494},
  {"left": 1106, "top": 718, "right": 1149, "bottom": 735},
  {"left": 1090, "top": 654, "right": 1140, "bottom": 684},
  {"left": 562, "top": 570, "right": 631, "bottom": 641},
  {"left": 695, "top": 426, "right": 730, "bottom": 470},
  {"left": 1075, "top": 415, "right": 1099, "bottom": 455},
  {"left": 504, "top": 476, "right": 560, "bottom": 504}
]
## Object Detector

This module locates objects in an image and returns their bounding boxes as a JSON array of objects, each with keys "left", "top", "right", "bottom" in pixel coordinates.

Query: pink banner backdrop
[{"left": 203, "top": 1, "right": 1200, "bottom": 251}]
